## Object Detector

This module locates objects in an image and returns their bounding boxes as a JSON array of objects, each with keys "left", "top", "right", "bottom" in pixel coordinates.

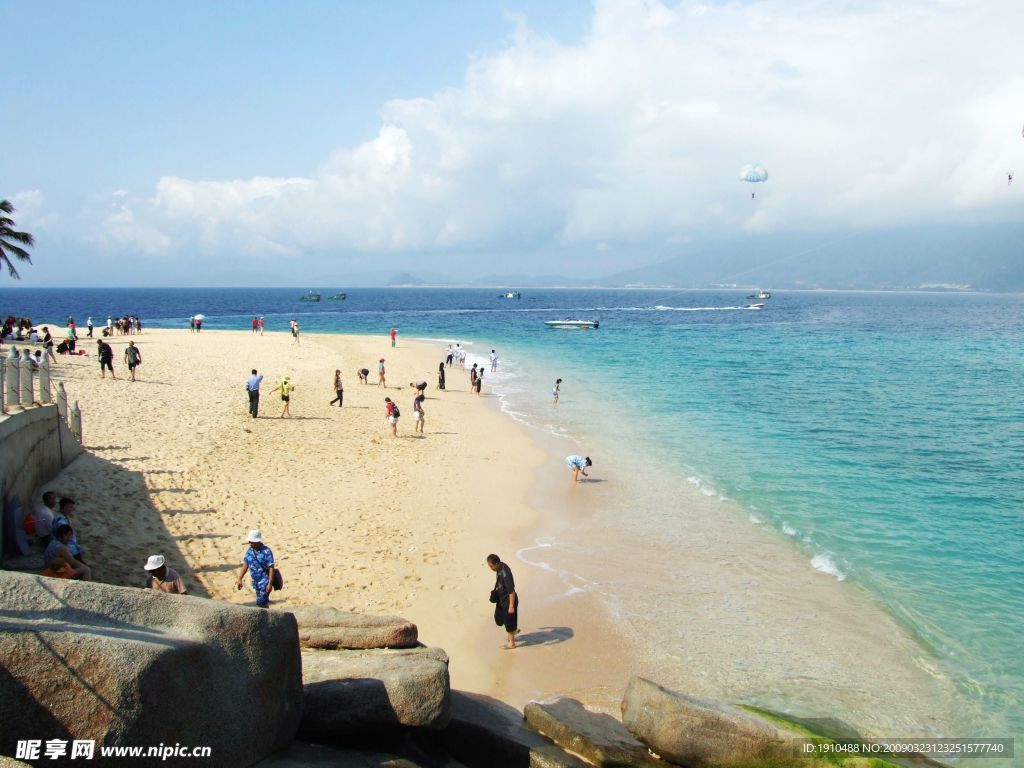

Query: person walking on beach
[
  {"left": 124, "top": 340, "right": 142, "bottom": 381},
  {"left": 330, "top": 369, "right": 344, "bottom": 407},
  {"left": 378, "top": 358, "right": 387, "bottom": 387},
  {"left": 413, "top": 393, "right": 426, "bottom": 434},
  {"left": 291, "top": 320, "right": 301, "bottom": 345},
  {"left": 270, "top": 376, "right": 295, "bottom": 418},
  {"left": 438, "top": 362, "right": 446, "bottom": 390},
  {"left": 97, "top": 339, "right": 115, "bottom": 378},
  {"left": 470, "top": 363, "right": 478, "bottom": 391},
  {"left": 475, "top": 367, "right": 483, "bottom": 396},
  {"left": 195, "top": 317, "right": 203, "bottom": 333},
  {"left": 487, "top": 554, "right": 519, "bottom": 649},
  {"left": 358, "top": 367, "right": 370, "bottom": 384},
  {"left": 236, "top": 529, "right": 276, "bottom": 608},
  {"left": 552, "top": 378, "right": 562, "bottom": 404},
  {"left": 389, "top": 327, "right": 397, "bottom": 348},
  {"left": 489, "top": 349, "right": 498, "bottom": 372},
  {"left": 86, "top": 316, "right": 94, "bottom": 338},
  {"left": 246, "top": 369, "right": 263, "bottom": 418},
  {"left": 144, "top": 555, "right": 186, "bottom": 594},
  {"left": 43, "top": 327, "right": 57, "bottom": 362},
  {"left": 107, "top": 316, "right": 113, "bottom": 335},
  {"left": 189, "top": 316, "right": 196, "bottom": 333},
  {"left": 384, "top": 397, "right": 400, "bottom": 436},
  {"left": 445, "top": 345, "right": 453, "bottom": 367},
  {"left": 566, "top": 455, "right": 592, "bottom": 483}
]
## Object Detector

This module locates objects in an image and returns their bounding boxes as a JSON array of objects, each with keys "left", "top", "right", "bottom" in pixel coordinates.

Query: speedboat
[
  {"left": 328, "top": 292, "right": 347, "bottom": 300},
  {"left": 544, "top": 319, "right": 600, "bottom": 329},
  {"left": 299, "top": 291, "right": 321, "bottom": 302},
  {"left": 744, "top": 303, "right": 765, "bottom": 310},
  {"left": 498, "top": 291, "right": 521, "bottom": 299},
  {"left": 745, "top": 289, "right": 771, "bottom": 299}
]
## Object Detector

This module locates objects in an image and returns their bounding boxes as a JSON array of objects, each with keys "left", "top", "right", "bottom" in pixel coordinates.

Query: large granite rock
[
  {"left": 289, "top": 605, "right": 418, "bottom": 650},
  {"left": 0, "top": 571, "right": 303, "bottom": 768},
  {"left": 434, "top": 691, "right": 590, "bottom": 768},
  {"left": 525, "top": 696, "right": 665, "bottom": 767},
  {"left": 621, "top": 677, "right": 793, "bottom": 767},
  {"left": 254, "top": 740, "right": 425, "bottom": 767},
  {"left": 300, "top": 647, "right": 451, "bottom": 737}
]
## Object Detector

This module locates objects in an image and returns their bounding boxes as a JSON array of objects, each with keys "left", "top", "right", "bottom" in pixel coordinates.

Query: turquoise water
[{"left": 4, "top": 287, "right": 1022, "bottom": 743}]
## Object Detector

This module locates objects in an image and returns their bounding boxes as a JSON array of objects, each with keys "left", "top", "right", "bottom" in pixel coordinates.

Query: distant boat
[
  {"left": 746, "top": 289, "right": 771, "bottom": 299},
  {"left": 328, "top": 292, "right": 347, "bottom": 300},
  {"left": 498, "top": 291, "right": 521, "bottom": 299},
  {"left": 544, "top": 319, "right": 600, "bottom": 329},
  {"left": 299, "top": 291, "right": 321, "bottom": 302},
  {"left": 744, "top": 303, "right": 765, "bottom": 310}
]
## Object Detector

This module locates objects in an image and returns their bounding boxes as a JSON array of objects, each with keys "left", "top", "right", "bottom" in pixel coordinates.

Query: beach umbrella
[{"left": 193, "top": 313, "right": 206, "bottom": 320}]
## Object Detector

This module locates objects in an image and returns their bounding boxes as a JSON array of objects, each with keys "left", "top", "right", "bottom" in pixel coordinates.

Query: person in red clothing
[{"left": 389, "top": 327, "right": 397, "bottom": 347}]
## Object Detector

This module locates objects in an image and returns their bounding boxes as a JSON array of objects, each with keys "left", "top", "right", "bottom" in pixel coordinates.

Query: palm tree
[{"left": 0, "top": 199, "right": 35, "bottom": 279}]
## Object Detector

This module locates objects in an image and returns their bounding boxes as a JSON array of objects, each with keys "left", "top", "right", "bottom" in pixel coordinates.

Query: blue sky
[{"left": 4, "top": 0, "right": 1022, "bottom": 286}]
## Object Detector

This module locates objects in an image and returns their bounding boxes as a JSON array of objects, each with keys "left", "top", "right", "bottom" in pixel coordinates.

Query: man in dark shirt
[
  {"left": 97, "top": 339, "right": 115, "bottom": 379},
  {"left": 487, "top": 553, "right": 520, "bottom": 649}
]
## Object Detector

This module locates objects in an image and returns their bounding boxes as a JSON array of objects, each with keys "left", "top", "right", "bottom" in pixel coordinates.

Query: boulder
[
  {"left": 434, "top": 691, "right": 590, "bottom": 768},
  {"left": 525, "top": 696, "right": 665, "bottom": 767},
  {"left": 289, "top": 605, "right": 418, "bottom": 650},
  {"left": 254, "top": 740, "right": 425, "bottom": 767},
  {"left": 0, "top": 571, "right": 303, "bottom": 768},
  {"left": 621, "top": 677, "right": 793, "bottom": 767},
  {"left": 300, "top": 647, "right": 451, "bottom": 737},
  {"left": 0, "top": 758, "right": 32, "bottom": 768}
]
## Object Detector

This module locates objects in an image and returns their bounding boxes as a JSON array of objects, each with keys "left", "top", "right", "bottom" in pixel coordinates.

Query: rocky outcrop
[
  {"left": 300, "top": 647, "right": 451, "bottom": 738},
  {"left": 524, "top": 696, "right": 665, "bottom": 767},
  {"left": 0, "top": 571, "right": 303, "bottom": 767},
  {"left": 289, "top": 605, "right": 418, "bottom": 650},
  {"left": 621, "top": 677, "right": 793, "bottom": 767},
  {"left": 435, "top": 691, "right": 590, "bottom": 768},
  {"left": 254, "top": 740, "right": 426, "bottom": 767}
]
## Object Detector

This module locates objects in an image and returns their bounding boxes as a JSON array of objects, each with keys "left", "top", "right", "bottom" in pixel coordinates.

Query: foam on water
[{"left": 810, "top": 553, "right": 847, "bottom": 581}]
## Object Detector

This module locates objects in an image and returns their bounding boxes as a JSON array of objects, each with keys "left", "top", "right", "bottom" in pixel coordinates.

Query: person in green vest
[{"left": 270, "top": 376, "right": 296, "bottom": 418}]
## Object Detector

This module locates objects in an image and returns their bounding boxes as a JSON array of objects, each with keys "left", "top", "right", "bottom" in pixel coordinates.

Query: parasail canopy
[{"left": 739, "top": 163, "right": 768, "bottom": 183}]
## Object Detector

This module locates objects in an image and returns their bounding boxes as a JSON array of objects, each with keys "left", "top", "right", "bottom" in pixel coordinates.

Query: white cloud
[{"left": 98, "top": 0, "right": 1024, "bottom": 264}]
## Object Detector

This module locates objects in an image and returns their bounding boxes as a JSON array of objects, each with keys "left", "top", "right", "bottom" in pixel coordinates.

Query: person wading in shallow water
[{"left": 487, "top": 553, "right": 520, "bottom": 649}]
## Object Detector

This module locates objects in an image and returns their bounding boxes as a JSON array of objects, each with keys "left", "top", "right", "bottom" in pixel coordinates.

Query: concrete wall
[{"left": 0, "top": 405, "right": 83, "bottom": 556}]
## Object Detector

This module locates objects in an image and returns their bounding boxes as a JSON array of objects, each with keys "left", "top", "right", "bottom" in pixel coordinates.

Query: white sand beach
[{"left": 33, "top": 326, "right": 956, "bottom": 738}]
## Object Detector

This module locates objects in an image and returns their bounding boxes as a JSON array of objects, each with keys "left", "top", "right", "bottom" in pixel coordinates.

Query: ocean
[{"left": 3, "top": 286, "right": 1022, "bottom": 746}]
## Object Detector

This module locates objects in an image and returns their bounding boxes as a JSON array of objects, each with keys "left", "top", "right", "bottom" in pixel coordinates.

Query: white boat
[
  {"left": 544, "top": 319, "right": 600, "bottom": 329},
  {"left": 744, "top": 303, "right": 765, "bottom": 310},
  {"left": 498, "top": 291, "right": 521, "bottom": 299},
  {"left": 746, "top": 289, "right": 771, "bottom": 299}
]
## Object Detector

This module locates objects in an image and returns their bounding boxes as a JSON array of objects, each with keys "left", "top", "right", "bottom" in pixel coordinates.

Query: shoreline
[{"left": 29, "top": 325, "right": 959, "bottom": 739}]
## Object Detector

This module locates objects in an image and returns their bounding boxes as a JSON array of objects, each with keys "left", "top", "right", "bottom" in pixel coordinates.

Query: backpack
[{"left": 391, "top": 405, "right": 400, "bottom": 418}]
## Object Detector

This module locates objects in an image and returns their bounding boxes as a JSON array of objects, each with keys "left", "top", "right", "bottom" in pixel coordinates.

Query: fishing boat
[
  {"left": 745, "top": 289, "right": 771, "bottom": 299},
  {"left": 498, "top": 291, "right": 521, "bottom": 299},
  {"left": 544, "top": 319, "right": 600, "bottom": 329},
  {"left": 299, "top": 291, "right": 321, "bottom": 302},
  {"left": 328, "top": 292, "right": 347, "bottom": 300}
]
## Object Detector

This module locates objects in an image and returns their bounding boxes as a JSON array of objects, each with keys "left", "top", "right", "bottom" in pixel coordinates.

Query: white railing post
[
  {"left": 19, "top": 350, "right": 34, "bottom": 405},
  {"left": 5, "top": 347, "right": 20, "bottom": 409},
  {"left": 70, "top": 401, "right": 82, "bottom": 442},
  {"left": 39, "top": 355, "right": 52, "bottom": 404},
  {"left": 0, "top": 356, "right": 5, "bottom": 413},
  {"left": 56, "top": 382, "right": 68, "bottom": 420}
]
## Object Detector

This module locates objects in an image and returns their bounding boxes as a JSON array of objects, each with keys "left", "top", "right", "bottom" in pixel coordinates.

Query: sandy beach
[{"left": 33, "top": 325, "right": 956, "bottom": 737}]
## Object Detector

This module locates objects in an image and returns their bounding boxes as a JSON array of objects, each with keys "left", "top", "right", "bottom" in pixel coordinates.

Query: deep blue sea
[{"left": 3, "top": 286, "right": 1022, "bottom": 744}]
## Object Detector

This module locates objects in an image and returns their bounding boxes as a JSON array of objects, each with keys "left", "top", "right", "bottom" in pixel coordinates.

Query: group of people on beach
[{"left": 31, "top": 491, "right": 92, "bottom": 582}]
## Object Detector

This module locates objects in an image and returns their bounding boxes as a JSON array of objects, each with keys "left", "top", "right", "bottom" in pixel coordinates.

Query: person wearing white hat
[
  {"left": 269, "top": 376, "right": 295, "bottom": 418},
  {"left": 143, "top": 554, "right": 186, "bottom": 594},
  {"left": 236, "top": 529, "right": 276, "bottom": 608}
]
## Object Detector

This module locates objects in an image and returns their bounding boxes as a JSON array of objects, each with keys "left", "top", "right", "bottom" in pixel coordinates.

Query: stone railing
[{"left": 0, "top": 346, "right": 82, "bottom": 442}]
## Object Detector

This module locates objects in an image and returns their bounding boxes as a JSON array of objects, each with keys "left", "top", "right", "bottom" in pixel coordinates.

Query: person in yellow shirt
[{"left": 270, "top": 376, "right": 295, "bottom": 418}]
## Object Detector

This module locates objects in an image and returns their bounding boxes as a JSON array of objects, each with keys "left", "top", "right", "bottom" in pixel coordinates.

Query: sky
[{"left": 3, "top": 0, "right": 1023, "bottom": 287}]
